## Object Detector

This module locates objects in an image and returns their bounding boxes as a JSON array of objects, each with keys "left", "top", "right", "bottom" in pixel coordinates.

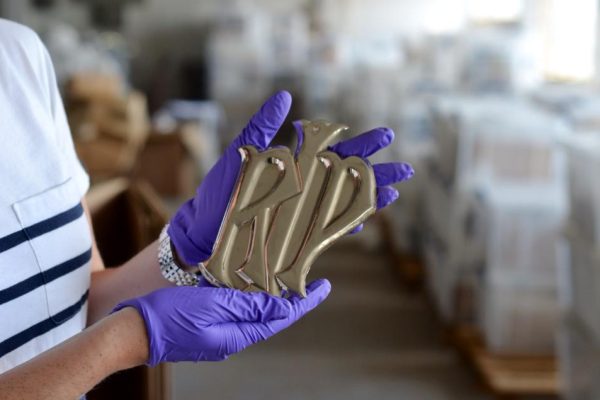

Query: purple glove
[
  {"left": 113, "top": 279, "right": 331, "bottom": 365},
  {"left": 326, "top": 124, "right": 414, "bottom": 233},
  {"left": 169, "top": 90, "right": 414, "bottom": 265}
]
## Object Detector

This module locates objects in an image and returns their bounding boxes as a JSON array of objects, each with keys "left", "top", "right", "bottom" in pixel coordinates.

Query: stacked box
[
  {"left": 477, "top": 187, "right": 565, "bottom": 354},
  {"left": 422, "top": 230, "right": 447, "bottom": 317},
  {"left": 430, "top": 95, "right": 568, "bottom": 189},
  {"left": 531, "top": 84, "right": 600, "bottom": 131},
  {"left": 484, "top": 188, "right": 566, "bottom": 278},
  {"left": 374, "top": 98, "right": 435, "bottom": 253},
  {"left": 557, "top": 134, "right": 600, "bottom": 398},
  {"left": 560, "top": 133, "right": 600, "bottom": 336},
  {"left": 482, "top": 270, "right": 559, "bottom": 355},
  {"left": 422, "top": 95, "right": 569, "bottom": 344},
  {"left": 558, "top": 316, "right": 600, "bottom": 400},
  {"left": 421, "top": 155, "right": 488, "bottom": 323},
  {"left": 562, "top": 229, "right": 600, "bottom": 339},
  {"left": 564, "top": 135, "right": 600, "bottom": 246}
]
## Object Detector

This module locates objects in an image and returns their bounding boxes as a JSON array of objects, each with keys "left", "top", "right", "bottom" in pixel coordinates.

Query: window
[
  {"left": 544, "top": 0, "right": 597, "bottom": 81},
  {"left": 467, "top": 0, "right": 524, "bottom": 23}
]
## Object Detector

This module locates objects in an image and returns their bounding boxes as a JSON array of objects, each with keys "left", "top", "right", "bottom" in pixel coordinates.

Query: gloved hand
[
  {"left": 326, "top": 123, "right": 414, "bottom": 233},
  {"left": 113, "top": 279, "right": 331, "bottom": 365},
  {"left": 169, "top": 90, "right": 414, "bottom": 266}
]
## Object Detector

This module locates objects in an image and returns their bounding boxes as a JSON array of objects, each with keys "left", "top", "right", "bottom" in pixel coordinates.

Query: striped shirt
[{"left": 0, "top": 19, "right": 91, "bottom": 373}]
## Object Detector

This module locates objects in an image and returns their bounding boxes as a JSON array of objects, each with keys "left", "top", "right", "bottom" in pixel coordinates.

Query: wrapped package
[
  {"left": 421, "top": 162, "right": 486, "bottom": 323},
  {"left": 483, "top": 187, "right": 566, "bottom": 277},
  {"left": 476, "top": 187, "right": 565, "bottom": 355},
  {"left": 561, "top": 227, "right": 600, "bottom": 340},
  {"left": 558, "top": 316, "right": 600, "bottom": 400},
  {"left": 481, "top": 269, "right": 559, "bottom": 355},
  {"left": 564, "top": 134, "right": 600, "bottom": 246},
  {"left": 430, "top": 95, "right": 569, "bottom": 189},
  {"left": 423, "top": 95, "right": 568, "bottom": 328}
]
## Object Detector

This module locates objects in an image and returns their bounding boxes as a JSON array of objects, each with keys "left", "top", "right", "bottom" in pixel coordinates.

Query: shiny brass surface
[{"left": 199, "top": 120, "right": 377, "bottom": 296}]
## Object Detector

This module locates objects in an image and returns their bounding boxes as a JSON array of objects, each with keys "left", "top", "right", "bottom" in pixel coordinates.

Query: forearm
[
  {"left": 87, "top": 240, "right": 174, "bottom": 324},
  {"left": 0, "top": 308, "right": 148, "bottom": 400}
]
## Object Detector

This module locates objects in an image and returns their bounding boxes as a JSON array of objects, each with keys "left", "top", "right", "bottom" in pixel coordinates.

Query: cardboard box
[
  {"left": 134, "top": 125, "right": 200, "bottom": 199},
  {"left": 73, "top": 92, "right": 150, "bottom": 180},
  {"left": 67, "top": 72, "right": 150, "bottom": 181},
  {"left": 67, "top": 73, "right": 124, "bottom": 105}
]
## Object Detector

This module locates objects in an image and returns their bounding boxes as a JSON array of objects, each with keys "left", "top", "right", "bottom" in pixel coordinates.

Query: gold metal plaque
[{"left": 195, "top": 120, "right": 376, "bottom": 296}]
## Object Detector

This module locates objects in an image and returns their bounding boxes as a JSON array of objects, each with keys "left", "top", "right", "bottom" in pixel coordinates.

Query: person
[{"left": 0, "top": 18, "right": 414, "bottom": 399}]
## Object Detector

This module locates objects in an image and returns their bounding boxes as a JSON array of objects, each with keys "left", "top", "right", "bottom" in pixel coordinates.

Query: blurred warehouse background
[{"left": 2, "top": 0, "right": 600, "bottom": 399}]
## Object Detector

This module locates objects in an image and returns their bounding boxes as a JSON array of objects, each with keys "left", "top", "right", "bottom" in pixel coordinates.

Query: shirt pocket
[{"left": 11, "top": 178, "right": 92, "bottom": 325}]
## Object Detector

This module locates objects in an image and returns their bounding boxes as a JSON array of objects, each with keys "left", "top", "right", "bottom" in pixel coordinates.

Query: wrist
[{"left": 100, "top": 308, "right": 149, "bottom": 371}]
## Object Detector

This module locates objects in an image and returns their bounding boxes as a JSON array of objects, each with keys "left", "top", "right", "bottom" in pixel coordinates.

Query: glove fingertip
[
  {"left": 373, "top": 162, "right": 415, "bottom": 186},
  {"left": 378, "top": 127, "right": 395, "bottom": 145},
  {"left": 273, "top": 89, "right": 292, "bottom": 106},
  {"left": 236, "top": 91, "right": 292, "bottom": 149},
  {"left": 349, "top": 224, "right": 364, "bottom": 234},
  {"left": 376, "top": 186, "right": 399, "bottom": 209},
  {"left": 260, "top": 90, "right": 292, "bottom": 127},
  {"left": 305, "top": 278, "right": 332, "bottom": 300},
  {"left": 400, "top": 162, "right": 415, "bottom": 180}
]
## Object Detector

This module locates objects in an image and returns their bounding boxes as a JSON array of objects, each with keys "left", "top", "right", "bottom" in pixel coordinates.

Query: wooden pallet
[{"left": 451, "top": 325, "right": 560, "bottom": 399}]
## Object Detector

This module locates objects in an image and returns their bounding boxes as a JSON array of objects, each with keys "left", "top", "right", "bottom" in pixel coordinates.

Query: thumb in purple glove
[
  {"left": 112, "top": 279, "right": 331, "bottom": 365},
  {"left": 168, "top": 91, "right": 292, "bottom": 266}
]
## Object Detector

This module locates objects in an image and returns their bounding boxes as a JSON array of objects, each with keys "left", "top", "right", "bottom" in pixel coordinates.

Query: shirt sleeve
[{"left": 39, "top": 43, "right": 90, "bottom": 198}]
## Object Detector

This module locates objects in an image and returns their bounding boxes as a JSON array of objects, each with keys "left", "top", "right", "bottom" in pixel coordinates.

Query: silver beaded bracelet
[{"left": 158, "top": 225, "right": 199, "bottom": 286}]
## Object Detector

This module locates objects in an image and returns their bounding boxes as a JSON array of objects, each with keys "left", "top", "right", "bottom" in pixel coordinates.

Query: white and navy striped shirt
[{"left": 0, "top": 19, "right": 91, "bottom": 373}]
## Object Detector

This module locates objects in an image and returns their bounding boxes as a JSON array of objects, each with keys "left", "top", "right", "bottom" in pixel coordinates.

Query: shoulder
[
  {"left": 0, "top": 18, "right": 50, "bottom": 78},
  {"left": 0, "top": 18, "right": 44, "bottom": 51},
  {"left": 0, "top": 19, "right": 56, "bottom": 101}
]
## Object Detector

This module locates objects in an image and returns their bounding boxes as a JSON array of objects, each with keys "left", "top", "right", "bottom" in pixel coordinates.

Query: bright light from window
[
  {"left": 424, "top": 1, "right": 466, "bottom": 34},
  {"left": 467, "top": 0, "right": 523, "bottom": 23},
  {"left": 545, "top": 0, "right": 597, "bottom": 81}
]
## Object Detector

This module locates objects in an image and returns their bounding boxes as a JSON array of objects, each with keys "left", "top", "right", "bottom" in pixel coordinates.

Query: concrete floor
[{"left": 170, "top": 238, "right": 490, "bottom": 400}]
